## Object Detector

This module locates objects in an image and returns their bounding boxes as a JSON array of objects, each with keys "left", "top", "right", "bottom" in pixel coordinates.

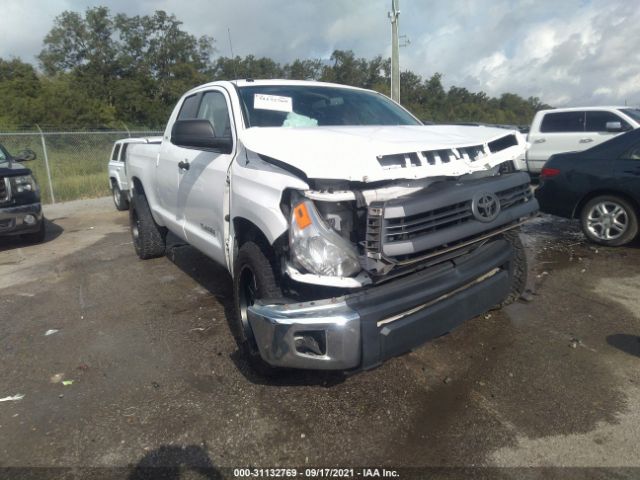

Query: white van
[{"left": 525, "top": 107, "right": 640, "bottom": 174}]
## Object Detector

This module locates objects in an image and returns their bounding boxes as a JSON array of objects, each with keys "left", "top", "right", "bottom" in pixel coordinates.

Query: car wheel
[
  {"left": 233, "top": 241, "right": 281, "bottom": 376},
  {"left": 499, "top": 229, "right": 527, "bottom": 307},
  {"left": 129, "top": 191, "right": 167, "bottom": 259},
  {"left": 21, "top": 220, "right": 46, "bottom": 243},
  {"left": 580, "top": 195, "right": 639, "bottom": 247},
  {"left": 112, "top": 182, "right": 129, "bottom": 211}
]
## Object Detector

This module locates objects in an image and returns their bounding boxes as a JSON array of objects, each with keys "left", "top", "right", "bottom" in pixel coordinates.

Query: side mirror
[
  {"left": 14, "top": 149, "right": 37, "bottom": 162},
  {"left": 606, "top": 121, "right": 623, "bottom": 132},
  {"left": 171, "top": 119, "right": 233, "bottom": 154}
]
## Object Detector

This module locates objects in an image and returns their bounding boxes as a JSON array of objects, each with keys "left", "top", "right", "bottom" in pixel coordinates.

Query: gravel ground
[{"left": 0, "top": 197, "right": 639, "bottom": 479}]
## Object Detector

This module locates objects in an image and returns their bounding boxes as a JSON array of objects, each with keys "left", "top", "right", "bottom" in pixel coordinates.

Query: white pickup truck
[{"left": 126, "top": 79, "right": 538, "bottom": 373}]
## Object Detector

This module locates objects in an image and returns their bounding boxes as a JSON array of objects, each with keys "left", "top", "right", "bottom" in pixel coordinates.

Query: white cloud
[{"left": 1, "top": 0, "right": 639, "bottom": 107}]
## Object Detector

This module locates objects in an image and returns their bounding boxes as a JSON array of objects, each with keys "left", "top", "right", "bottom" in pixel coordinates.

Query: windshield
[
  {"left": 621, "top": 108, "right": 640, "bottom": 123},
  {"left": 237, "top": 85, "right": 421, "bottom": 128}
]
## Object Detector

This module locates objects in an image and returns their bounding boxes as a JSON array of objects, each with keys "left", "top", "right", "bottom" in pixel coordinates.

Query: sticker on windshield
[{"left": 254, "top": 94, "right": 293, "bottom": 113}]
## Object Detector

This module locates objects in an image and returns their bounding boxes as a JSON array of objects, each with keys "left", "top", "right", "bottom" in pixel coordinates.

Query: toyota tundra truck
[{"left": 125, "top": 80, "right": 538, "bottom": 373}]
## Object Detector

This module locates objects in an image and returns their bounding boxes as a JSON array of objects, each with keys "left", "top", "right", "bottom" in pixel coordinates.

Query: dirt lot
[{"left": 1, "top": 197, "right": 639, "bottom": 478}]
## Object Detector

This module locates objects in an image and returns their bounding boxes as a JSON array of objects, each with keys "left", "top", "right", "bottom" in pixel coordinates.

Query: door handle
[
  {"left": 579, "top": 138, "right": 594, "bottom": 144},
  {"left": 178, "top": 160, "right": 190, "bottom": 171},
  {"left": 533, "top": 139, "right": 546, "bottom": 144}
]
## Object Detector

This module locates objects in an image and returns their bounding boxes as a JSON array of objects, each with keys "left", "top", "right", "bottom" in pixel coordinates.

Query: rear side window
[
  {"left": 120, "top": 143, "right": 129, "bottom": 162},
  {"left": 197, "top": 91, "right": 232, "bottom": 137},
  {"left": 177, "top": 94, "right": 201, "bottom": 120},
  {"left": 111, "top": 144, "right": 121, "bottom": 161},
  {"left": 540, "top": 111, "right": 585, "bottom": 133},
  {"left": 585, "top": 111, "right": 630, "bottom": 132}
]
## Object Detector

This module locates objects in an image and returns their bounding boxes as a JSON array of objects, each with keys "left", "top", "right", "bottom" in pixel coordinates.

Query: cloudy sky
[{"left": 2, "top": 0, "right": 639, "bottom": 106}]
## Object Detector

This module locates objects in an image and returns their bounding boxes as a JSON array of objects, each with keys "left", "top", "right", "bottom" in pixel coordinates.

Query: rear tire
[
  {"left": 499, "top": 229, "right": 527, "bottom": 307},
  {"left": 232, "top": 241, "right": 281, "bottom": 376},
  {"left": 129, "top": 191, "right": 166, "bottom": 259},
  {"left": 580, "top": 195, "right": 638, "bottom": 247},
  {"left": 112, "top": 182, "right": 129, "bottom": 211}
]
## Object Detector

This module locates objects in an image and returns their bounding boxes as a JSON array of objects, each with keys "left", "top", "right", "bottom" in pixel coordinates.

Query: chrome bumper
[{"left": 248, "top": 299, "right": 361, "bottom": 370}]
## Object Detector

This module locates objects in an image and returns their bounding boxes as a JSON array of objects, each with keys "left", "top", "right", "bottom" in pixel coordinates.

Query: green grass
[{"left": 0, "top": 132, "right": 159, "bottom": 203}]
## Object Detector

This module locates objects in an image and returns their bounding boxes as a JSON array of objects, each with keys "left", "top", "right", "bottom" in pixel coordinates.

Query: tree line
[{"left": 0, "top": 7, "right": 550, "bottom": 130}]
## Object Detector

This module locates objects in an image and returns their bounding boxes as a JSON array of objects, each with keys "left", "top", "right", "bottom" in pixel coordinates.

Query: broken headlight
[{"left": 289, "top": 198, "right": 360, "bottom": 277}]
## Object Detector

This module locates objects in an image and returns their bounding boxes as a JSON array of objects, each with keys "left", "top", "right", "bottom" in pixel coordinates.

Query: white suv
[
  {"left": 525, "top": 106, "right": 640, "bottom": 174},
  {"left": 108, "top": 137, "right": 161, "bottom": 210}
]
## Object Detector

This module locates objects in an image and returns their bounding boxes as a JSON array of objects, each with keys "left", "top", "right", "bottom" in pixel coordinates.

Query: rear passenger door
[
  {"left": 616, "top": 142, "right": 640, "bottom": 195},
  {"left": 527, "top": 111, "right": 585, "bottom": 173}
]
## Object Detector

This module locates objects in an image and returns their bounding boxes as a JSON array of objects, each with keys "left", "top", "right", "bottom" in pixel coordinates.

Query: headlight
[
  {"left": 10, "top": 175, "right": 37, "bottom": 194},
  {"left": 289, "top": 198, "right": 361, "bottom": 277}
]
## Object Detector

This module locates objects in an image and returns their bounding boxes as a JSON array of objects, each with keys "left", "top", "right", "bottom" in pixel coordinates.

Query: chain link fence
[{"left": 0, "top": 128, "right": 163, "bottom": 204}]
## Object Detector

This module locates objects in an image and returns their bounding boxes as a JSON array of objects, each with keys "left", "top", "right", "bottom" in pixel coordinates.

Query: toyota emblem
[{"left": 472, "top": 192, "right": 501, "bottom": 222}]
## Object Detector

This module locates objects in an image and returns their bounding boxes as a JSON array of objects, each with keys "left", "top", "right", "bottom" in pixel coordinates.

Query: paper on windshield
[{"left": 254, "top": 94, "right": 293, "bottom": 113}]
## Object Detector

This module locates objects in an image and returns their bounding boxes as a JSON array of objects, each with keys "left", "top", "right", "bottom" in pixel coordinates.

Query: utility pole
[{"left": 389, "top": 0, "right": 400, "bottom": 103}]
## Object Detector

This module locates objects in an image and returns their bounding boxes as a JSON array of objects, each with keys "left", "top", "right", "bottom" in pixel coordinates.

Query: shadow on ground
[
  {"left": 607, "top": 334, "right": 640, "bottom": 358},
  {"left": 0, "top": 218, "right": 63, "bottom": 252},
  {"left": 128, "top": 445, "right": 222, "bottom": 480}
]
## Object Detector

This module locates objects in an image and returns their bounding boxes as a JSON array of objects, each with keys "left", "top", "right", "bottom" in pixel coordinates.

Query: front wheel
[
  {"left": 232, "top": 241, "right": 282, "bottom": 375},
  {"left": 499, "top": 229, "right": 527, "bottom": 307},
  {"left": 580, "top": 195, "right": 638, "bottom": 247},
  {"left": 21, "top": 220, "right": 46, "bottom": 244}
]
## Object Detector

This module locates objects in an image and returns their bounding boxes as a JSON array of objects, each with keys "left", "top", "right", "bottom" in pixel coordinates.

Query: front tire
[
  {"left": 232, "top": 241, "right": 281, "bottom": 375},
  {"left": 129, "top": 191, "right": 167, "bottom": 259},
  {"left": 580, "top": 195, "right": 638, "bottom": 246},
  {"left": 112, "top": 182, "right": 129, "bottom": 211},
  {"left": 21, "top": 220, "right": 46, "bottom": 244},
  {"left": 500, "top": 229, "right": 527, "bottom": 307}
]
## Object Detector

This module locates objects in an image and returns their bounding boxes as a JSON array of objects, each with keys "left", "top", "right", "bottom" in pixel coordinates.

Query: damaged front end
[{"left": 244, "top": 129, "right": 538, "bottom": 370}]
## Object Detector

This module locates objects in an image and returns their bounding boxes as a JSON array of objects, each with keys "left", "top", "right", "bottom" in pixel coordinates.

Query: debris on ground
[
  {"left": 61, "top": 380, "right": 74, "bottom": 386},
  {"left": 569, "top": 338, "right": 583, "bottom": 349},
  {"left": 50, "top": 373, "right": 65, "bottom": 384},
  {"left": 44, "top": 329, "right": 59, "bottom": 336},
  {"left": 0, "top": 394, "right": 25, "bottom": 402},
  {"left": 520, "top": 290, "right": 535, "bottom": 302},
  {"left": 151, "top": 381, "right": 160, "bottom": 389},
  {"left": 443, "top": 376, "right": 452, "bottom": 384}
]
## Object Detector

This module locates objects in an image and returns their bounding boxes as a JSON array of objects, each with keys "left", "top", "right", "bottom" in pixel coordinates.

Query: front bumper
[
  {"left": 0, "top": 202, "right": 43, "bottom": 236},
  {"left": 248, "top": 237, "right": 514, "bottom": 370}
]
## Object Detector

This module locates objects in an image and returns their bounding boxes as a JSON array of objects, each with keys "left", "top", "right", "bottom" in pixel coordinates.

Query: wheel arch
[{"left": 573, "top": 190, "right": 640, "bottom": 219}]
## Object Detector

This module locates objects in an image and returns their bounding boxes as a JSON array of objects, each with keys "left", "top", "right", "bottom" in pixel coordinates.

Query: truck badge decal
[{"left": 472, "top": 192, "right": 500, "bottom": 222}]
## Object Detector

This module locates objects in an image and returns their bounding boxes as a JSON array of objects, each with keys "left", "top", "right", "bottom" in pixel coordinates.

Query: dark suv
[{"left": 0, "top": 144, "right": 45, "bottom": 243}]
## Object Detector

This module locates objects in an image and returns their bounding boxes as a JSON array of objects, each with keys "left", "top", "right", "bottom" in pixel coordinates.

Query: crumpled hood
[{"left": 240, "top": 125, "right": 527, "bottom": 182}]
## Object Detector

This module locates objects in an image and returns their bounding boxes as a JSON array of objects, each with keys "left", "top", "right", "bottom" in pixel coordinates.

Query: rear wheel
[
  {"left": 112, "top": 182, "right": 129, "bottom": 211},
  {"left": 232, "top": 241, "right": 281, "bottom": 376},
  {"left": 129, "top": 191, "right": 166, "bottom": 259},
  {"left": 580, "top": 195, "right": 638, "bottom": 246}
]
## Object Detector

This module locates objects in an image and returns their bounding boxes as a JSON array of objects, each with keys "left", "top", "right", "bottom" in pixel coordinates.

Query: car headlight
[
  {"left": 289, "top": 198, "right": 361, "bottom": 277},
  {"left": 10, "top": 175, "right": 37, "bottom": 194}
]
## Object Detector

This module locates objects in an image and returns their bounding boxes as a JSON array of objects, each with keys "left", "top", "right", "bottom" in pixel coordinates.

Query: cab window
[
  {"left": 540, "top": 111, "right": 585, "bottom": 133},
  {"left": 197, "top": 91, "right": 231, "bottom": 137},
  {"left": 177, "top": 94, "right": 201, "bottom": 120},
  {"left": 585, "top": 111, "right": 630, "bottom": 132},
  {"left": 111, "top": 144, "right": 121, "bottom": 161}
]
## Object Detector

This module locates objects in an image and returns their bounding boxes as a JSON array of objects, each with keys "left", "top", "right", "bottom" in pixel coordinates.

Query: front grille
[
  {"left": 0, "top": 219, "right": 13, "bottom": 230},
  {"left": 0, "top": 177, "right": 9, "bottom": 202},
  {"left": 364, "top": 172, "right": 536, "bottom": 262},
  {"left": 384, "top": 182, "right": 531, "bottom": 243}
]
